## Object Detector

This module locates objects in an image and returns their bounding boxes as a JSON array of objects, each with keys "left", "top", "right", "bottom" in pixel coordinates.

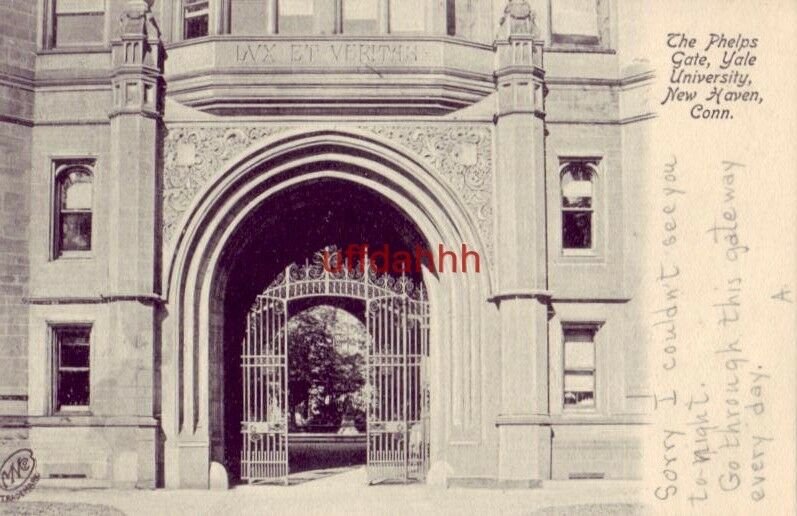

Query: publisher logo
[{"left": 0, "top": 448, "right": 39, "bottom": 502}]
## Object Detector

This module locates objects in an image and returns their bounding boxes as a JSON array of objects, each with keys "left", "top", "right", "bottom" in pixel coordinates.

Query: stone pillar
[
  {"left": 492, "top": 1, "right": 551, "bottom": 487},
  {"left": 108, "top": 0, "right": 163, "bottom": 489}
]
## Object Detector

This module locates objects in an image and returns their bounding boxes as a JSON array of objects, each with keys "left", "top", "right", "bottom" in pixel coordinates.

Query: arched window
[
  {"left": 55, "top": 165, "right": 93, "bottom": 256},
  {"left": 561, "top": 161, "right": 596, "bottom": 251}
]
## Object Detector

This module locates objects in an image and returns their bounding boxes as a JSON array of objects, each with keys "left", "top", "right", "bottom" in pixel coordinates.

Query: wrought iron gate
[
  {"left": 241, "top": 252, "right": 430, "bottom": 485},
  {"left": 366, "top": 295, "right": 430, "bottom": 484},
  {"left": 241, "top": 295, "right": 289, "bottom": 484}
]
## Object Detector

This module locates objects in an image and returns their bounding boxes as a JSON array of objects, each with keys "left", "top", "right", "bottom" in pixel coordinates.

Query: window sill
[
  {"left": 557, "top": 253, "right": 607, "bottom": 268},
  {"left": 30, "top": 415, "right": 159, "bottom": 427},
  {"left": 53, "top": 408, "right": 91, "bottom": 416},
  {"left": 495, "top": 413, "right": 649, "bottom": 426},
  {"left": 562, "top": 406, "right": 598, "bottom": 414},
  {"left": 560, "top": 249, "right": 604, "bottom": 263},
  {"left": 52, "top": 251, "right": 94, "bottom": 261},
  {"left": 562, "top": 248, "right": 596, "bottom": 257}
]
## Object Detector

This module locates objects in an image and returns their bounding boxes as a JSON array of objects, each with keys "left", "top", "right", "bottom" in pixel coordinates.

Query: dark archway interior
[{"left": 217, "top": 177, "right": 429, "bottom": 481}]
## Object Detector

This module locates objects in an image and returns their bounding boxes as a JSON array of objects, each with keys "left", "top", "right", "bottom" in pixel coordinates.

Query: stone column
[
  {"left": 108, "top": 0, "right": 163, "bottom": 489},
  {"left": 492, "top": 1, "right": 551, "bottom": 487}
]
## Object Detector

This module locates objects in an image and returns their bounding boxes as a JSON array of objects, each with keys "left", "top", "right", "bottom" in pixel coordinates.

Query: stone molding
[{"left": 162, "top": 124, "right": 495, "bottom": 262}]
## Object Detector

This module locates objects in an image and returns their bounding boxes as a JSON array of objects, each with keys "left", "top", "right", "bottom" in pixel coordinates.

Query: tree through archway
[{"left": 287, "top": 305, "right": 368, "bottom": 434}]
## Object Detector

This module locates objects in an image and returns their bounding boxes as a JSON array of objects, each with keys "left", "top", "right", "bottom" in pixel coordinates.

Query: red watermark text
[{"left": 322, "top": 244, "right": 481, "bottom": 274}]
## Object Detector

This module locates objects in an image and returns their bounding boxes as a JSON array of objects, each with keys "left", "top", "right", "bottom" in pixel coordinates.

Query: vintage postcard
[{"left": 0, "top": 0, "right": 794, "bottom": 514}]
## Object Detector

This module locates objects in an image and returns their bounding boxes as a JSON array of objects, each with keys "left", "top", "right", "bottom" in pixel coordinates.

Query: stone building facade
[{"left": 0, "top": 0, "right": 653, "bottom": 488}]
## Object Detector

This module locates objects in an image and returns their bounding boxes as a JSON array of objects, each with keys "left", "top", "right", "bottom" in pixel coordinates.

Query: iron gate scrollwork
[
  {"left": 241, "top": 295, "right": 289, "bottom": 484},
  {"left": 241, "top": 251, "right": 430, "bottom": 485}
]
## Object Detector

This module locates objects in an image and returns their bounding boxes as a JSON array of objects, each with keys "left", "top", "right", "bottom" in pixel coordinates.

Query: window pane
[
  {"left": 230, "top": 0, "right": 270, "bottom": 35},
  {"left": 184, "top": 0, "right": 209, "bottom": 14},
  {"left": 60, "top": 344, "right": 89, "bottom": 369},
  {"left": 343, "top": 0, "right": 378, "bottom": 34},
  {"left": 564, "top": 373, "right": 594, "bottom": 407},
  {"left": 61, "top": 170, "right": 92, "bottom": 210},
  {"left": 565, "top": 328, "right": 594, "bottom": 343},
  {"left": 552, "top": 0, "right": 599, "bottom": 37},
  {"left": 55, "top": 13, "right": 104, "bottom": 46},
  {"left": 564, "top": 371, "right": 594, "bottom": 391},
  {"left": 562, "top": 211, "right": 591, "bottom": 249},
  {"left": 279, "top": 0, "right": 314, "bottom": 34},
  {"left": 564, "top": 339, "right": 594, "bottom": 369},
  {"left": 562, "top": 164, "right": 593, "bottom": 208},
  {"left": 390, "top": 0, "right": 425, "bottom": 32},
  {"left": 185, "top": 15, "right": 209, "bottom": 39},
  {"left": 562, "top": 175, "right": 592, "bottom": 208},
  {"left": 60, "top": 213, "right": 92, "bottom": 252},
  {"left": 184, "top": 0, "right": 209, "bottom": 39},
  {"left": 58, "top": 371, "right": 90, "bottom": 407},
  {"left": 59, "top": 328, "right": 90, "bottom": 347}
]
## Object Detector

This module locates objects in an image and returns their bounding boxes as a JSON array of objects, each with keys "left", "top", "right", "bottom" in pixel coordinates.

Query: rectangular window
[
  {"left": 52, "top": 326, "right": 91, "bottom": 413},
  {"left": 390, "top": 0, "right": 425, "bottom": 33},
  {"left": 184, "top": 0, "right": 210, "bottom": 39},
  {"left": 563, "top": 327, "right": 596, "bottom": 409},
  {"left": 53, "top": 0, "right": 105, "bottom": 47},
  {"left": 343, "top": 0, "right": 378, "bottom": 34},
  {"left": 551, "top": 0, "right": 600, "bottom": 45},
  {"left": 230, "top": 0, "right": 271, "bottom": 35}
]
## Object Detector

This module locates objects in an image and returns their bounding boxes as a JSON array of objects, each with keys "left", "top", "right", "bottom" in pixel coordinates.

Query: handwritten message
[
  {"left": 661, "top": 33, "right": 764, "bottom": 119},
  {"left": 650, "top": 159, "right": 774, "bottom": 508}
]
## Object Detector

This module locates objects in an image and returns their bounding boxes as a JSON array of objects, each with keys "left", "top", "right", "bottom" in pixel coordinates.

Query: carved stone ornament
[
  {"left": 119, "top": 0, "right": 160, "bottom": 39},
  {"left": 362, "top": 125, "right": 494, "bottom": 261},
  {"left": 162, "top": 127, "right": 285, "bottom": 241},
  {"left": 162, "top": 125, "right": 495, "bottom": 264},
  {"left": 498, "top": 0, "right": 539, "bottom": 38}
]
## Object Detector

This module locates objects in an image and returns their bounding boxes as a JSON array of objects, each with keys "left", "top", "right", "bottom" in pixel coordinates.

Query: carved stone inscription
[{"left": 233, "top": 42, "right": 424, "bottom": 66}]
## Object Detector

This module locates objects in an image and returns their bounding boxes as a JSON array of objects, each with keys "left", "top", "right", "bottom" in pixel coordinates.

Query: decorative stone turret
[
  {"left": 495, "top": 0, "right": 544, "bottom": 118},
  {"left": 110, "top": 0, "right": 163, "bottom": 118},
  {"left": 492, "top": 0, "right": 551, "bottom": 487}
]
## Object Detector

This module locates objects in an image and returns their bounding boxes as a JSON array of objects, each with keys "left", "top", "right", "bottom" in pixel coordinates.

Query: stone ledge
[
  {"left": 447, "top": 477, "right": 543, "bottom": 489},
  {"left": 19, "top": 416, "right": 159, "bottom": 428},
  {"left": 495, "top": 414, "right": 650, "bottom": 426}
]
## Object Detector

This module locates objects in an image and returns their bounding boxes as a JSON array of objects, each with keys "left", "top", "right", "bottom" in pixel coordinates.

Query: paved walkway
[{"left": 3, "top": 468, "right": 646, "bottom": 516}]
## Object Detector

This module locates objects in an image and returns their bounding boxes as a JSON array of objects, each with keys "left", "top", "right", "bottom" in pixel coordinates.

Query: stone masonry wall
[{"left": 0, "top": 0, "right": 36, "bottom": 416}]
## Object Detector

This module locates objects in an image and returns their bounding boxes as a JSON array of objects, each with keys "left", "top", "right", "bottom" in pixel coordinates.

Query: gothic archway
[{"left": 161, "top": 130, "right": 494, "bottom": 488}]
